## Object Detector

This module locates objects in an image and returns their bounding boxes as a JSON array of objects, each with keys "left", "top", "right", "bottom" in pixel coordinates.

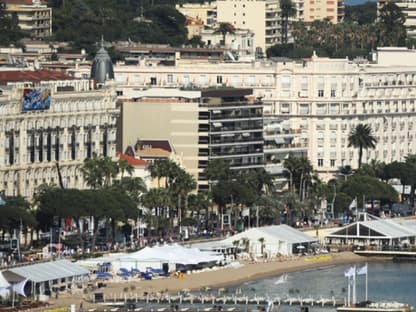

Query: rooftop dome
[{"left": 90, "top": 38, "right": 114, "bottom": 84}]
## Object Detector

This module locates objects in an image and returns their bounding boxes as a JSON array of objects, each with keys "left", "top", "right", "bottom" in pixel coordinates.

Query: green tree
[
  {"left": 214, "top": 22, "right": 235, "bottom": 47},
  {"left": 280, "top": 0, "right": 296, "bottom": 44},
  {"left": 0, "top": 2, "right": 25, "bottom": 45},
  {"left": 81, "top": 153, "right": 118, "bottom": 189},
  {"left": 377, "top": 2, "right": 406, "bottom": 46},
  {"left": 347, "top": 124, "right": 377, "bottom": 169},
  {"left": 344, "top": 2, "right": 377, "bottom": 25}
]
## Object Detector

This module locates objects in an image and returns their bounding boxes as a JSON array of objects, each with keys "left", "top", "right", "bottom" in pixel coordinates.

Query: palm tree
[
  {"left": 214, "top": 22, "right": 235, "bottom": 47},
  {"left": 347, "top": 124, "right": 377, "bottom": 169},
  {"left": 118, "top": 159, "right": 134, "bottom": 179},
  {"left": 280, "top": 0, "right": 296, "bottom": 44}
]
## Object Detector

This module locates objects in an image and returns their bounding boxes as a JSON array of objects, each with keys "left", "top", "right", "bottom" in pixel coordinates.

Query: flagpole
[
  {"left": 365, "top": 262, "right": 368, "bottom": 301},
  {"left": 347, "top": 276, "right": 351, "bottom": 306},
  {"left": 352, "top": 265, "right": 356, "bottom": 305}
]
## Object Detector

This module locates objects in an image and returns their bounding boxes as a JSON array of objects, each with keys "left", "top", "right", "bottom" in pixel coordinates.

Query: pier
[{"left": 85, "top": 292, "right": 345, "bottom": 311}]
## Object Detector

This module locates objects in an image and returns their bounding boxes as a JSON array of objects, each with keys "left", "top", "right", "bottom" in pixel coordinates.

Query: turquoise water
[{"left": 224, "top": 261, "right": 416, "bottom": 310}]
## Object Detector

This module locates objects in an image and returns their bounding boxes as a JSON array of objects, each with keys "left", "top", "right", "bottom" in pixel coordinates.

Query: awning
[
  {"left": 213, "top": 122, "right": 223, "bottom": 127},
  {"left": 242, "top": 133, "right": 250, "bottom": 137},
  {"left": 5, "top": 260, "right": 90, "bottom": 284},
  {"left": 274, "top": 137, "right": 285, "bottom": 144}
]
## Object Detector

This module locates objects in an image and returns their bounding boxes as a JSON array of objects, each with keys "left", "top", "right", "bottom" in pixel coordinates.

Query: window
[
  {"left": 318, "top": 159, "right": 323, "bottom": 167},
  {"left": 300, "top": 77, "right": 308, "bottom": 90},
  {"left": 167, "top": 74, "right": 173, "bottom": 84},
  {"left": 331, "top": 89, "right": 336, "bottom": 97},
  {"left": 318, "top": 90, "right": 324, "bottom": 97},
  {"left": 150, "top": 77, "right": 157, "bottom": 85},
  {"left": 281, "top": 75, "right": 291, "bottom": 89},
  {"left": 330, "top": 159, "right": 335, "bottom": 167},
  {"left": 217, "top": 75, "right": 223, "bottom": 84}
]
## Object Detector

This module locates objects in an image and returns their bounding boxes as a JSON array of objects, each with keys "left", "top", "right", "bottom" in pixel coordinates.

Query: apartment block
[
  {"left": 216, "top": 0, "right": 281, "bottom": 54},
  {"left": 3, "top": 0, "right": 52, "bottom": 39},
  {"left": 303, "top": 0, "right": 344, "bottom": 24},
  {"left": 117, "top": 88, "right": 263, "bottom": 191}
]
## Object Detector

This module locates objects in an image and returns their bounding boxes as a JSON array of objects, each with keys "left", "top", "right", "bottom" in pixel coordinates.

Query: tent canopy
[
  {"left": 117, "top": 244, "right": 223, "bottom": 265},
  {"left": 326, "top": 219, "right": 416, "bottom": 240},
  {"left": 192, "top": 225, "right": 317, "bottom": 255},
  {"left": 4, "top": 260, "right": 90, "bottom": 284}
]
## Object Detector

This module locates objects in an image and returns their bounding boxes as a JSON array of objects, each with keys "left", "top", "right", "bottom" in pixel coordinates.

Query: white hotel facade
[
  {"left": 75, "top": 47, "right": 416, "bottom": 182},
  {"left": 0, "top": 71, "right": 118, "bottom": 198}
]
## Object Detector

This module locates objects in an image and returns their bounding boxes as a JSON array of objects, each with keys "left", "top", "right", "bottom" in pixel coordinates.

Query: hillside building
[
  {"left": 216, "top": 0, "right": 281, "bottom": 54},
  {"left": 2, "top": 0, "right": 52, "bottom": 39},
  {"left": 303, "top": 0, "right": 344, "bottom": 24}
]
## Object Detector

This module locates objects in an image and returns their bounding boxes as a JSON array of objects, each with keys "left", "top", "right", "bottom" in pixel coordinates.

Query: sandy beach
[{"left": 47, "top": 251, "right": 383, "bottom": 310}]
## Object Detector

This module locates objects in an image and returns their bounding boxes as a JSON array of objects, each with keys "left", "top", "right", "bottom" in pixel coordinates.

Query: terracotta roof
[
  {"left": 0, "top": 70, "right": 74, "bottom": 85},
  {"left": 116, "top": 152, "right": 147, "bottom": 166},
  {"left": 135, "top": 139, "right": 173, "bottom": 153},
  {"left": 3, "top": 0, "right": 47, "bottom": 5}
]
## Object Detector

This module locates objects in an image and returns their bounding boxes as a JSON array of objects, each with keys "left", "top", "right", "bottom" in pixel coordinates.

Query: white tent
[
  {"left": 0, "top": 272, "right": 11, "bottom": 298},
  {"left": 192, "top": 225, "right": 317, "bottom": 256},
  {"left": 78, "top": 244, "right": 224, "bottom": 273}
]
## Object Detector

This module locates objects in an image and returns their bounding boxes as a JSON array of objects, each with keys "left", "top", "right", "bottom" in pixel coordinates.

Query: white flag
[
  {"left": 357, "top": 264, "right": 368, "bottom": 275},
  {"left": 349, "top": 198, "right": 357, "bottom": 210},
  {"left": 242, "top": 208, "right": 250, "bottom": 217},
  {"left": 12, "top": 279, "right": 27, "bottom": 297},
  {"left": 344, "top": 267, "right": 355, "bottom": 278}
]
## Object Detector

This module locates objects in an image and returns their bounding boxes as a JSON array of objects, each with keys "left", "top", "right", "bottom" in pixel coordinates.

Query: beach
[{"left": 48, "top": 251, "right": 381, "bottom": 310}]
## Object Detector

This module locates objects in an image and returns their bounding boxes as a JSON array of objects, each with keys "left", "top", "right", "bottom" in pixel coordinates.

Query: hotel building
[
  {"left": 0, "top": 70, "right": 118, "bottom": 198},
  {"left": 73, "top": 47, "right": 416, "bottom": 184}
]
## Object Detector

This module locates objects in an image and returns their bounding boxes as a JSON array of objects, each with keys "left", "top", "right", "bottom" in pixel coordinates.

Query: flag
[
  {"left": 344, "top": 267, "right": 355, "bottom": 278},
  {"left": 242, "top": 208, "right": 250, "bottom": 217},
  {"left": 12, "top": 279, "right": 27, "bottom": 297},
  {"left": 357, "top": 264, "right": 368, "bottom": 275},
  {"left": 349, "top": 198, "right": 357, "bottom": 211},
  {"left": 274, "top": 274, "right": 288, "bottom": 285}
]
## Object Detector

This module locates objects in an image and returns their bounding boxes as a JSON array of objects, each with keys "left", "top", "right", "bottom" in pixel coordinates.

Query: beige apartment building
[
  {"left": 216, "top": 0, "right": 281, "bottom": 54},
  {"left": 117, "top": 88, "right": 264, "bottom": 191},
  {"left": 74, "top": 48, "right": 416, "bottom": 183},
  {"left": 176, "top": 2, "right": 217, "bottom": 26},
  {"left": 303, "top": 0, "right": 344, "bottom": 24},
  {"left": 377, "top": 0, "right": 416, "bottom": 37},
  {"left": 3, "top": 0, "right": 52, "bottom": 39}
]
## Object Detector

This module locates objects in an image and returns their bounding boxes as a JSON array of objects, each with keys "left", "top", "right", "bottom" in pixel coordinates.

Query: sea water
[{"left": 224, "top": 261, "right": 416, "bottom": 311}]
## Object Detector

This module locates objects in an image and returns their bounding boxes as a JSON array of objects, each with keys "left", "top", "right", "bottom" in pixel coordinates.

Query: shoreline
[{"left": 48, "top": 252, "right": 391, "bottom": 310}]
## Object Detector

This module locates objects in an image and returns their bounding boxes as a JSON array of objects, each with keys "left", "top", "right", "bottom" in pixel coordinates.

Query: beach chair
[
  {"left": 96, "top": 272, "right": 113, "bottom": 279},
  {"left": 141, "top": 272, "right": 153, "bottom": 280}
]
